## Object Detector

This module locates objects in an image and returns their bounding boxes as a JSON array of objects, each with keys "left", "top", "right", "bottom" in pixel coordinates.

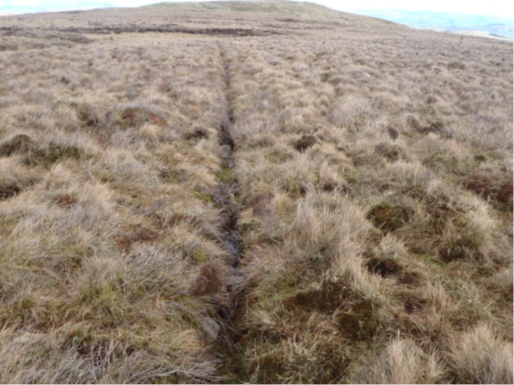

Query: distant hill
[
  {"left": 0, "top": 0, "right": 388, "bottom": 24},
  {"left": 148, "top": 1, "right": 357, "bottom": 19},
  {"left": 354, "top": 9, "right": 513, "bottom": 39},
  {"left": 0, "top": 0, "right": 353, "bottom": 18}
]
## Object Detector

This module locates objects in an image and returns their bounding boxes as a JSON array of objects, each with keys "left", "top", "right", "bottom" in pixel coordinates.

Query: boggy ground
[{"left": 0, "top": 1, "right": 512, "bottom": 383}]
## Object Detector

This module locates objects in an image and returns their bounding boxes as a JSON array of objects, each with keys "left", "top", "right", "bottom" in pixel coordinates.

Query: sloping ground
[
  {"left": 222, "top": 34, "right": 513, "bottom": 383},
  {"left": 0, "top": 34, "right": 234, "bottom": 382},
  {"left": 0, "top": 1, "right": 512, "bottom": 383},
  {"left": 0, "top": 0, "right": 398, "bottom": 37}
]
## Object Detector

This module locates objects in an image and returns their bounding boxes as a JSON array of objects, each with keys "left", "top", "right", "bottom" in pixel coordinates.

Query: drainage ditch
[{"left": 212, "top": 43, "right": 247, "bottom": 379}]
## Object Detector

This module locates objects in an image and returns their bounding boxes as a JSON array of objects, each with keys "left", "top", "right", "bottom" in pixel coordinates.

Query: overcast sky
[{"left": 1, "top": 0, "right": 513, "bottom": 18}]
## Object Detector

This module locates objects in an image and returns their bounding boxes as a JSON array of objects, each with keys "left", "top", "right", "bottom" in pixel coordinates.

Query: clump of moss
[
  {"left": 284, "top": 180, "right": 306, "bottom": 198},
  {"left": 374, "top": 143, "right": 403, "bottom": 162},
  {"left": 217, "top": 166, "right": 236, "bottom": 184},
  {"left": 55, "top": 194, "right": 78, "bottom": 208},
  {"left": 184, "top": 128, "right": 209, "bottom": 140},
  {"left": 24, "top": 142, "right": 81, "bottom": 167},
  {"left": 463, "top": 168, "right": 513, "bottom": 209},
  {"left": 5, "top": 138, "right": 79, "bottom": 170},
  {"left": 367, "top": 203, "right": 412, "bottom": 233},
  {"left": 234, "top": 277, "right": 381, "bottom": 383},
  {"left": 191, "top": 248, "right": 208, "bottom": 263},
  {"left": 408, "top": 116, "right": 451, "bottom": 137},
  {"left": 386, "top": 126, "right": 399, "bottom": 140},
  {"left": 422, "top": 149, "right": 471, "bottom": 176},
  {"left": 365, "top": 244, "right": 423, "bottom": 284},
  {"left": 115, "top": 107, "right": 167, "bottom": 129},
  {"left": 245, "top": 338, "right": 349, "bottom": 384},
  {"left": 293, "top": 135, "right": 317, "bottom": 152},
  {"left": 399, "top": 186, "right": 500, "bottom": 262},
  {"left": 284, "top": 280, "right": 380, "bottom": 341},
  {"left": 250, "top": 352, "right": 288, "bottom": 383},
  {"left": 285, "top": 281, "right": 349, "bottom": 313},
  {"left": 352, "top": 151, "right": 384, "bottom": 167},
  {"left": 0, "top": 181, "right": 21, "bottom": 200},
  {"left": 190, "top": 264, "right": 225, "bottom": 296},
  {"left": 473, "top": 154, "right": 486, "bottom": 163},
  {"left": 417, "top": 120, "right": 445, "bottom": 135},
  {"left": 159, "top": 167, "right": 186, "bottom": 183},
  {"left": 366, "top": 256, "right": 403, "bottom": 278},
  {"left": 194, "top": 191, "right": 213, "bottom": 204},
  {"left": 404, "top": 296, "right": 428, "bottom": 314},
  {"left": 0, "top": 172, "right": 40, "bottom": 201},
  {"left": 0, "top": 134, "right": 34, "bottom": 157},
  {"left": 114, "top": 224, "right": 159, "bottom": 252},
  {"left": 338, "top": 299, "right": 378, "bottom": 340}
]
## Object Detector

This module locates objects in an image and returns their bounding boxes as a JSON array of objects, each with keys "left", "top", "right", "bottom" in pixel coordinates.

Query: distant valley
[{"left": 354, "top": 9, "right": 513, "bottom": 39}]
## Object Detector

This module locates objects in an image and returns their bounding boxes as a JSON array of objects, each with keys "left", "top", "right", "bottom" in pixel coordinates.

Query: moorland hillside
[{"left": 0, "top": 1, "right": 512, "bottom": 383}]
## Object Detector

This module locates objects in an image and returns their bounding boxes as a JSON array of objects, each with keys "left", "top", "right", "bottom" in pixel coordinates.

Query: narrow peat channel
[
  {"left": 216, "top": 42, "right": 241, "bottom": 269},
  {"left": 213, "top": 42, "right": 247, "bottom": 380}
]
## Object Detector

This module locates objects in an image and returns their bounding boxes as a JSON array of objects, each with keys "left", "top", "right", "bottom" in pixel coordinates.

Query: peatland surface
[{"left": 0, "top": 1, "right": 512, "bottom": 383}]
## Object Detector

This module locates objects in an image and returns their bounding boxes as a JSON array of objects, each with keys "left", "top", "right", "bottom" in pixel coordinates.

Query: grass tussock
[
  {"left": 349, "top": 338, "right": 445, "bottom": 384},
  {"left": 447, "top": 324, "right": 513, "bottom": 384}
]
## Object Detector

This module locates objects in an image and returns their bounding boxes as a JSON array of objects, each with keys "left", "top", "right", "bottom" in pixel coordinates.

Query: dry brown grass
[
  {"left": 0, "top": 29, "right": 232, "bottom": 383},
  {"left": 0, "top": 1, "right": 512, "bottom": 383}
]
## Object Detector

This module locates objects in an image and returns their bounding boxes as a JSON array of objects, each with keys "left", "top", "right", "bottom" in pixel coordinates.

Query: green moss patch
[
  {"left": 285, "top": 281, "right": 349, "bottom": 313},
  {"left": 114, "top": 224, "right": 159, "bottom": 252},
  {"left": 0, "top": 134, "right": 35, "bottom": 157},
  {"left": 422, "top": 149, "right": 472, "bottom": 176},
  {"left": 374, "top": 143, "right": 404, "bottom": 162},
  {"left": 338, "top": 299, "right": 378, "bottom": 340},
  {"left": 217, "top": 166, "right": 236, "bottom": 184},
  {"left": 463, "top": 167, "right": 513, "bottom": 209},
  {"left": 0, "top": 181, "right": 21, "bottom": 200},
  {"left": 366, "top": 256, "right": 403, "bottom": 278},
  {"left": 184, "top": 128, "right": 209, "bottom": 141},
  {"left": 293, "top": 135, "right": 317, "bottom": 152},
  {"left": 367, "top": 203, "right": 412, "bottom": 233},
  {"left": 23, "top": 142, "right": 81, "bottom": 167}
]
